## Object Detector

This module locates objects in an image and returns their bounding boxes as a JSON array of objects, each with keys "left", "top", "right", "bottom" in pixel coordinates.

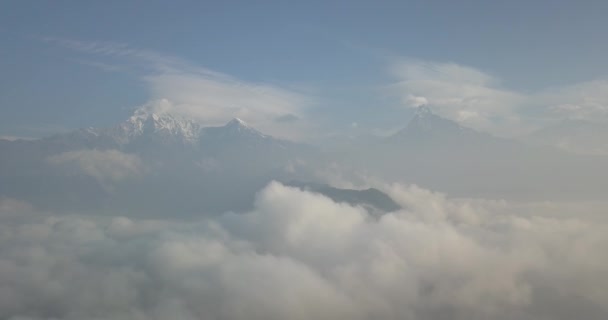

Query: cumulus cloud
[
  {"left": 389, "top": 59, "right": 608, "bottom": 136},
  {"left": 406, "top": 95, "right": 429, "bottom": 108},
  {"left": 0, "top": 182, "right": 607, "bottom": 320},
  {"left": 47, "top": 149, "right": 143, "bottom": 185}
]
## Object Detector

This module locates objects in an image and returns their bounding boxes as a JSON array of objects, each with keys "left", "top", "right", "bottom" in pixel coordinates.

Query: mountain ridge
[
  {"left": 27, "top": 109, "right": 286, "bottom": 152},
  {"left": 389, "top": 105, "right": 492, "bottom": 143}
]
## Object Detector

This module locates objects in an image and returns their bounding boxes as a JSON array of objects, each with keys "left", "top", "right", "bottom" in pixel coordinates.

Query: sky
[{"left": 2, "top": 0, "right": 608, "bottom": 140}]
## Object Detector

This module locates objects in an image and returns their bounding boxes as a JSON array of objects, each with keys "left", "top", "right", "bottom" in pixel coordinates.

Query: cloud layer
[{"left": 1, "top": 182, "right": 607, "bottom": 320}]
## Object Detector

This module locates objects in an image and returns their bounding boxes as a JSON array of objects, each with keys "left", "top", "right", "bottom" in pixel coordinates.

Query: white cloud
[
  {"left": 45, "top": 38, "right": 316, "bottom": 140},
  {"left": 0, "top": 182, "right": 607, "bottom": 320},
  {"left": 389, "top": 59, "right": 526, "bottom": 135},
  {"left": 142, "top": 72, "right": 310, "bottom": 129},
  {"left": 0, "top": 136, "right": 36, "bottom": 141},
  {"left": 40, "top": 38, "right": 608, "bottom": 139},
  {"left": 406, "top": 94, "right": 429, "bottom": 108},
  {"left": 42, "top": 37, "right": 188, "bottom": 72},
  {"left": 389, "top": 59, "right": 608, "bottom": 136},
  {"left": 537, "top": 79, "right": 608, "bottom": 121}
]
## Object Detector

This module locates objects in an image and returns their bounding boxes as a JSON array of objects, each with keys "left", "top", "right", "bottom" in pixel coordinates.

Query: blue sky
[{"left": 2, "top": 0, "right": 608, "bottom": 140}]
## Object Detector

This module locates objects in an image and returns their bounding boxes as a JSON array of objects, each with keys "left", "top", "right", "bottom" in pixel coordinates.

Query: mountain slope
[
  {"left": 388, "top": 105, "right": 506, "bottom": 147},
  {"left": 392, "top": 106, "right": 470, "bottom": 138},
  {"left": 0, "top": 110, "right": 316, "bottom": 215},
  {"left": 341, "top": 106, "right": 608, "bottom": 200},
  {"left": 2, "top": 106, "right": 608, "bottom": 214}
]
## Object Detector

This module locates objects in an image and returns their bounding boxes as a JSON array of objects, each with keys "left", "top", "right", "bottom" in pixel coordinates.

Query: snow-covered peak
[
  {"left": 225, "top": 117, "right": 249, "bottom": 129},
  {"left": 48, "top": 107, "right": 281, "bottom": 148},
  {"left": 218, "top": 117, "right": 267, "bottom": 138},
  {"left": 390, "top": 105, "right": 473, "bottom": 140},
  {"left": 129, "top": 107, "right": 155, "bottom": 121},
  {"left": 106, "top": 110, "right": 203, "bottom": 144},
  {"left": 408, "top": 105, "right": 446, "bottom": 131}
]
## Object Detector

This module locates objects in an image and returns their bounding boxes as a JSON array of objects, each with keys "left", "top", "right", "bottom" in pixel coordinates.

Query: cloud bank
[{"left": 1, "top": 182, "right": 607, "bottom": 320}]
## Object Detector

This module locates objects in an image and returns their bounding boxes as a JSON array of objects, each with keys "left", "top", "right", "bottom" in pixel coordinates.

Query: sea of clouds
[{"left": 0, "top": 182, "right": 607, "bottom": 320}]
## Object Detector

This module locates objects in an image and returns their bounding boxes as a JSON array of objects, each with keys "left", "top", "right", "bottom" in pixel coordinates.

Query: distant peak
[
  {"left": 216, "top": 117, "right": 267, "bottom": 138},
  {"left": 225, "top": 117, "right": 249, "bottom": 127},
  {"left": 130, "top": 109, "right": 162, "bottom": 122},
  {"left": 386, "top": 104, "right": 470, "bottom": 139},
  {"left": 414, "top": 105, "right": 433, "bottom": 117}
]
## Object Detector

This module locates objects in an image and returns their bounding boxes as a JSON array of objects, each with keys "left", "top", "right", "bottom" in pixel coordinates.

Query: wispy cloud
[
  {"left": 74, "top": 59, "right": 125, "bottom": 72},
  {"left": 42, "top": 37, "right": 186, "bottom": 72},
  {"left": 0, "top": 135, "right": 36, "bottom": 141},
  {"left": 388, "top": 58, "right": 608, "bottom": 136},
  {"left": 537, "top": 80, "right": 608, "bottom": 121},
  {"left": 44, "top": 37, "right": 317, "bottom": 140},
  {"left": 388, "top": 59, "right": 527, "bottom": 136}
]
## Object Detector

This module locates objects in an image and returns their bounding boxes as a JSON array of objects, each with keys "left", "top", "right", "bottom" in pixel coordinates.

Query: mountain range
[{"left": 1, "top": 105, "right": 607, "bottom": 216}]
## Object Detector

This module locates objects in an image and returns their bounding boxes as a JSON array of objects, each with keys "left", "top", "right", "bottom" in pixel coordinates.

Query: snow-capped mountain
[
  {"left": 38, "top": 108, "right": 288, "bottom": 152},
  {"left": 220, "top": 117, "right": 264, "bottom": 136},
  {"left": 334, "top": 105, "right": 608, "bottom": 201},
  {"left": 390, "top": 105, "right": 489, "bottom": 143},
  {"left": 0, "top": 109, "right": 318, "bottom": 215},
  {"left": 39, "top": 110, "right": 204, "bottom": 148},
  {"left": 112, "top": 109, "right": 203, "bottom": 144},
  {"left": 2, "top": 105, "right": 608, "bottom": 215},
  {"left": 398, "top": 105, "right": 461, "bottom": 134},
  {"left": 200, "top": 117, "right": 270, "bottom": 143}
]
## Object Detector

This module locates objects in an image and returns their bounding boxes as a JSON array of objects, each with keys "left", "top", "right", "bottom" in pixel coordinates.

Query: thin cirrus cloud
[
  {"left": 388, "top": 58, "right": 608, "bottom": 136},
  {"left": 43, "top": 37, "right": 316, "bottom": 139},
  {"left": 0, "top": 181, "right": 607, "bottom": 320}
]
